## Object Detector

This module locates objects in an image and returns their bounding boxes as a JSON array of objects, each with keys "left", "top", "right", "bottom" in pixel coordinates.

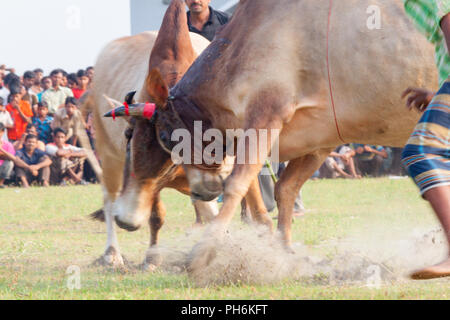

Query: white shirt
[
  {"left": 45, "top": 143, "right": 83, "bottom": 157},
  {"left": 0, "top": 87, "right": 9, "bottom": 105},
  {"left": 0, "top": 110, "right": 13, "bottom": 142}
]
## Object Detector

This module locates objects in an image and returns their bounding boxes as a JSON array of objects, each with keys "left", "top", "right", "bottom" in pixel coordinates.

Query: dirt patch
[{"left": 149, "top": 224, "right": 447, "bottom": 287}]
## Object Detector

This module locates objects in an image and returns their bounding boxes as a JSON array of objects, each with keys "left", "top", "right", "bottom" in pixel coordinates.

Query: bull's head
[{"left": 106, "top": 69, "right": 233, "bottom": 203}]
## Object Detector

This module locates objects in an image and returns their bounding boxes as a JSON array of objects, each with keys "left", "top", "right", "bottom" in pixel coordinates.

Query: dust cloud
[{"left": 148, "top": 223, "right": 447, "bottom": 287}]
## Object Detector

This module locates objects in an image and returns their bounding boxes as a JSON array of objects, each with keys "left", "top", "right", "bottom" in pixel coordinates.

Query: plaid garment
[
  {"left": 402, "top": 79, "right": 450, "bottom": 194},
  {"left": 404, "top": 0, "right": 450, "bottom": 85}
]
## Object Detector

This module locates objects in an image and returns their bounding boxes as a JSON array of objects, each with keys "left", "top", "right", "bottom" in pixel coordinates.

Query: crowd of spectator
[
  {"left": 0, "top": 64, "right": 95, "bottom": 188},
  {"left": 316, "top": 144, "right": 406, "bottom": 179}
]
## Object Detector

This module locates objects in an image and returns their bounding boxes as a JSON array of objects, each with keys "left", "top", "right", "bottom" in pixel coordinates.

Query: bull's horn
[
  {"left": 124, "top": 91, "right": 136, "bottom": 105},
  {"left": 104, "top": 102, "right": 156, "bottom": 120}
]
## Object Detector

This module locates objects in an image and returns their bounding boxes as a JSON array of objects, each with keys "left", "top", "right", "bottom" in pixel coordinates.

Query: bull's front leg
[
  {"left": 143, "top": 192, "right": 166, "bottom": 271},
  {"left": 187, "top": 96, "right": 287, "bottom": 274},
  {"left": 275, "top": 149, "right": 332, "bottom": 252},
  {"left": 193, "top": 200, "right": 219, "bottom": 225},
  {"left": 102, "top": 194, "right": 125, "bottom": 267}
]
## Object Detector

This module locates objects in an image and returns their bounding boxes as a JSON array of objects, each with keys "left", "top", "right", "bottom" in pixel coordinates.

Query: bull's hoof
[
  {"left": 284, "top": 245, "right": 296, "bottom": 255},
  {"left": 104, "top": 246, "right": 125, "bottom": 266},
  {"left": 186, "top": 240, "right": 217, "bottom": 276},
  {"left": 142, "top": 263, "right": 158, "bottom": 272},
  {"left": 143, "top": 248, "right": 163, "bottom": 271},
  {"left": 92, "top": 247, "right": 125, "bottom": 267}
]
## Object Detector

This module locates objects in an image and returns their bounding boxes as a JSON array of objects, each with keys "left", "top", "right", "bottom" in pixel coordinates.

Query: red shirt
[
  {"left": 72, "top": 88, "right": 85, "bottom": 100},
  {"left": 6, "top": 101, "right": 33, "bottom": 141}
]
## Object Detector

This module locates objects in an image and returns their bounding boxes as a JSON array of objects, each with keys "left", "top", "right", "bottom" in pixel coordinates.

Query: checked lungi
[{"left": 402, "top": 78, "right": 450, "bottom": 195}]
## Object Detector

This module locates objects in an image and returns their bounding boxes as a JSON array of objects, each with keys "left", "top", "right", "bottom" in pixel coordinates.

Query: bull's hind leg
[
  {"left": 144, "top": 193, "right": 166, "bottom": 270},
  {"left": 275, "top": 149, "right": 331, "bottom": 252},
  {"left": 243, "top": 177, "right": 273, "bottom": 231}
]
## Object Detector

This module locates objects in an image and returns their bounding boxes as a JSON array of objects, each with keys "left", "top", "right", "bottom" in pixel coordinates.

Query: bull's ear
[{"left": 146, "top": 68, "right": 169, "bottom": 107}]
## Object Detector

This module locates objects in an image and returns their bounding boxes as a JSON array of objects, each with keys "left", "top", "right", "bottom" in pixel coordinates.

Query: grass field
[{"left": 0, "top": 177, "right": 449, "bottom": 300}]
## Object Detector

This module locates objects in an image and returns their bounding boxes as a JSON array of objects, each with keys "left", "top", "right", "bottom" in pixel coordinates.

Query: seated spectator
[
  {"left": 72, "top": 69, "right": 89, "bottom": 99},
  {"left": 51, "top": 97, "right": 85, "bottom": 146},
  {"left": 13, "top": 124, "right": 46, "bottom": 151},
  {"left": 14, "top": 134, "right": 52, "bottom": 188},
  {"left": 41, "top": 69, "right": 73, "bottom": 115},
  {"left": 321, "top": 145, "right": 361, "bottom": 179},
  {"left": 46, "top": 128, "right": 87, "bottom": 185},
  {"left": 32, "top": 101, "right": 53, "bottom": 144},
  {"left": 0, "top": 98, "right": 13, "bottom": 141},
  {"left": 0, "top": 124, "right": 15, "bottom": 188},
  {"left": 37, "top": 76, "right": 52, "bottom": 103},
  {"left": 6, "top": 92, "right": 33, "bottom": 143},
  {"left": 350, "top": 144, "right": 389, "bottom": 177}
]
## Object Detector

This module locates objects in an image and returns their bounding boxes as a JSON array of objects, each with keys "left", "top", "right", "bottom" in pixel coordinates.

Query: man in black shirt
[{"left": 186, "top": 0, "right": 230, "bottom": 41}]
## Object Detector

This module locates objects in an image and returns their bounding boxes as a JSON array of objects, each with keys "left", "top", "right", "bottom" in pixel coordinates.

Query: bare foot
[{"left": 410, "top": 257, "right": 450, "bottom": 280}]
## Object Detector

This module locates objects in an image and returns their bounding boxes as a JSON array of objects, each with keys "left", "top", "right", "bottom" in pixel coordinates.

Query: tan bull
[
  {"left": 108, "top": 0, "right": 440, "bottom": 272},
  {"left": 83, "top": 0, "right": 219, "bottom": 268}
]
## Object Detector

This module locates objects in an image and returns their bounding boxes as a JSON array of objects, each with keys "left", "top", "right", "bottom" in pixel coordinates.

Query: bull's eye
[{"left": 160, "top": 131, "right": 169, "bottom": 142}]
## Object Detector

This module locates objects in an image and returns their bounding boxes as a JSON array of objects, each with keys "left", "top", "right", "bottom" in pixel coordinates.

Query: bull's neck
[{"left": 171, "top": 38, "right": 232, "bottom": 128}]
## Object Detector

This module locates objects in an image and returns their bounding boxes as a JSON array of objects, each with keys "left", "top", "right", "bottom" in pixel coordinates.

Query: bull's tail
[
  {"left": 79, "top": 92, "right": 104, "bottom": 182},
  {"left": 89, "top": 208, "right": 105, "bottom": 222}
]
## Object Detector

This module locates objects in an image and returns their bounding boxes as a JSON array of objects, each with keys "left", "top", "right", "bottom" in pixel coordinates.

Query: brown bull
[{"left": 108, "top": 0, "right": 439, "bottom": 272}]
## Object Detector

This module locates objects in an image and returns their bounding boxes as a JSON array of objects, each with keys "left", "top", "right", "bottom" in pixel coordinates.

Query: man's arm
[
  {"left": 441, "top": 13, "right": 450, "bottom": 52},
  {"left": 15, "top": 105, "right": 32, "bottom": 124},
  {"left": 30, "top": 155, "right": 52, "bottom": 171},
  {"left": 0, "top": 146, "right": 32, "bottom": 170}
]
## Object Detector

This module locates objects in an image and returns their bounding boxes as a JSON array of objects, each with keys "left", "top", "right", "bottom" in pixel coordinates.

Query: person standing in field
[{"left": 401, "top": 0, "right": 450, "bottom": 279}]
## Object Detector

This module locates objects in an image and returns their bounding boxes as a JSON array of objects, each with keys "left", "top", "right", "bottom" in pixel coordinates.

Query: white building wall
[{"left": 0, "top": 0, "right": 131, "bottom": 76}]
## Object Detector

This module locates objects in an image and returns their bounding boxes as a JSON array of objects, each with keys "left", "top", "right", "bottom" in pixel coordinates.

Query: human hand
[
  {"left": 401, "top": 87, "right": 434, "bottom": 112},
  {"left": 364, "top": 145, "right": 374, "bottom": 153},
  {"left": 28, "top": 165, "right": 39, "bottom": 176}
]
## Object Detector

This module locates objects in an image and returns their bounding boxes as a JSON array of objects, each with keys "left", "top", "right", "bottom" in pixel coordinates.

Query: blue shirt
[
  {"left": 33, "top": 116, "right": 54, "bottom": 144},
  {"left": 16, "top": 148, "right": 48, "bottom": 165}
]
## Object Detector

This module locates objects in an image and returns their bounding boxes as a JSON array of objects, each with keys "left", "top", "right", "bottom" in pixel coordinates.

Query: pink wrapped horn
[{"left": 104, "top": 102, "right": 156, "bottom": 120}]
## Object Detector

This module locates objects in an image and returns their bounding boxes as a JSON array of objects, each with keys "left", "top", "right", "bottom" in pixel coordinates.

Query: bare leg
[
  {"left": 21, "top": 176, "right": 30, "bottom": 188},
  {"left": 67, "top": 167, "right": 82, "bottom": 184},
  {"left": 276, "top": 149, "right": 331, "bottom": 251},
  {"left": 410, "top": 185, "right": 450, "bottom": 279},
  {"left": 332, "top": 162, "right": 353, "bottom": 178},
  {"left": 345, "top": 157, "right": 361, "bottom": 178}
]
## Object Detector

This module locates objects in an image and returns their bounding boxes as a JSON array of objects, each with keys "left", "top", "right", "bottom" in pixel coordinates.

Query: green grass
[{"left": 0, "top": 178, "right": 448, "bottom": 300}]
